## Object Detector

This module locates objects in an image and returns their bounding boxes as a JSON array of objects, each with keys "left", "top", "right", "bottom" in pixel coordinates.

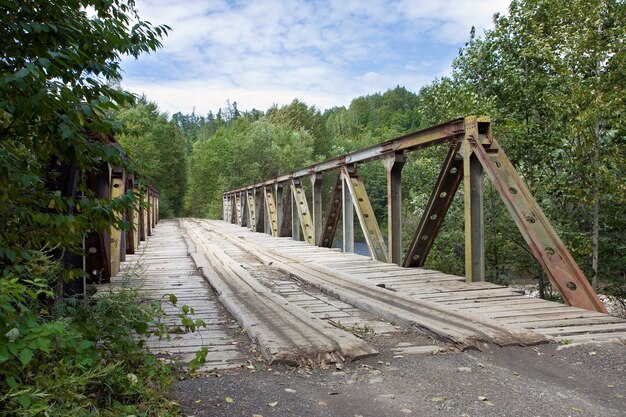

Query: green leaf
[
  {"left": 0, "top": 346, "right": 9, "bottom": 363},
  {"left": 4, "top": 248, "right": 16, "bottom": 262},
  {"left": 134, "top": 321, "right": 149, "bottom": 334},
  {"left": 6, "top": 376, "right": 17, "bottom": 389},
  {"left": 79, "top": 340, "right": 93, "bottom": 350},
  {"left": 18, "top": 394, "right": 31, "bottom": 408},
  {"left": 36, "top": 337, "right": 50, "bottom": 353},
  {"left": 19, "top": 348, "right": 34, "bottom": 367}
]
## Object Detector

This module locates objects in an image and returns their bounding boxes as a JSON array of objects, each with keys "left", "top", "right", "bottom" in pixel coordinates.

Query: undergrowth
[{"left": 0, "top": 251, "right": 205, "bottom": 416}]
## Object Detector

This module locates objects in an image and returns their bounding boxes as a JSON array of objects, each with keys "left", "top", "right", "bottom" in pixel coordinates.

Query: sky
[{"left": 120, "top": 0, "right": 511, "bottom": 116}]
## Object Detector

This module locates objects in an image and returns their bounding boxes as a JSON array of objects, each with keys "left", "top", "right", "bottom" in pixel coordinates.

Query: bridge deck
[
  {"left": 100, "top": 221, "right": 247, "bottom": 370},
  {"left": 204, "top": 220, "right": 626, "bottom": 346},
  {"left": 100, "top": 219, "right": 625, "bottom": 369}
]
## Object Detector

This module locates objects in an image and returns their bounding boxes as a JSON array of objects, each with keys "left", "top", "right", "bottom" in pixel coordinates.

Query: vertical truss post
[
  {"left": 341, "top": 166, "right": 389, "bottom": 262},
  {"left": 223, "top": 194, "right": 227, "bottom": 222},
  {"left": 239, "top": 191, "right": 247, "bottom": 227},
  {"left": 254, "top": 188, "right": 264, "bottom": 233},
  {"left": 110, "top": 171, "right": 125, "bottom": 277},
  {"left": 404, "top": 141, "right": 463, "bottom": 267},
  {"left": 264, "top": 186, "right": 279, "bottom": 236},
  {"left": 230, "top": 194, "right": 236, "bottom": 224},
  {"left": 146, "top": 187, "right": 152, "bottom": 236},
  {"left": 279, "top": 183, "right": 293, "bottom": 237},
  {"left": 275, "top": 183, "right": 284, "bottom": 233},
  {"left": 291, "top": 179, "right": 315, "bottom": 244},
  {"left": 234, "top": 193, "right": 242, "bottom": 225},
  {"left": 291, "top": 182, "right": 301, "bottom": 241},
  {"left": 341, "top": 169, "right": 354, "bottom": 253},
  {"left": 310, "top": 173, "right": 323, "bottom": 245},
  {"left": 247, "top": 190, "right": 256, "bottom": 231},
  {"left": 382, "top": 152, "right": 405, "bottom": 265},
  {"left": 463, "top": 117, "right": 485, "bottom": 282},
  {"left": 320, "top": 174, "right": 342, "bottom": 248},
  {"left": 471, "top": 136, "right": 608, "bottom": 313}
]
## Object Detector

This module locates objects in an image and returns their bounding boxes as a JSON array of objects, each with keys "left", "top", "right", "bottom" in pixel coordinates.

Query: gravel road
[{"left": 174, "top": 334, "right": 626, "bottom": 417}]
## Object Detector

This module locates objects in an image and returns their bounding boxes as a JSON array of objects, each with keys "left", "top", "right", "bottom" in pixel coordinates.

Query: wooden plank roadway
[
  {"left": 98, "top": 221, "right": 247, "bottom": 371},
  {"left": 202, "top": 219, "right": 626, "bottom": 346}
]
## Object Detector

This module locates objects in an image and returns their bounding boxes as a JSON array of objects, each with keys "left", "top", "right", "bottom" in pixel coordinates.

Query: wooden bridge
[{"left": 103, "top": 117, "right": 625, "bottom": 369}]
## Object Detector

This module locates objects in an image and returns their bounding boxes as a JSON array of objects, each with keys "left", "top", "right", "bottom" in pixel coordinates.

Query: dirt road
[{"left": 175, "top": 337, "right": 626, "bottom": 417}]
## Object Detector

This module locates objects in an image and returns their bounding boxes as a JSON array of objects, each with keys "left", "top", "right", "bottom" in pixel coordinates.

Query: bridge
[{"left": 101, "top": 116, "right": 625, "bottom": 370}]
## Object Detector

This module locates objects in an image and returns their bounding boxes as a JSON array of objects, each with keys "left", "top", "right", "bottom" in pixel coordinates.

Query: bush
[{"left": 0, "top": 252, "right": 179, "bottom": 416}]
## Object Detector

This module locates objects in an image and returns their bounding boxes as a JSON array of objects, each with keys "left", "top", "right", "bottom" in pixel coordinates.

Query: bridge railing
[
  {"left": 60, "top": 134, "right": 159, "bottom": 296},
  {"left": 223, "top": 116, "right": 606, "bottom": 313}
]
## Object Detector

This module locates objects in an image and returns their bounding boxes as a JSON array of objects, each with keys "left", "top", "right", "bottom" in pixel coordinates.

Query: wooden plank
[{"left": 539, "top": 323, "right": 626, "bottom": 335}]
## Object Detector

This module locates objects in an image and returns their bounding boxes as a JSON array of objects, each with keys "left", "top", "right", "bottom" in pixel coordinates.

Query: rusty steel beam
[
  {"left": 471, "top": 137, "right": 608, "bottom": 313},
  {"left": 110, "top": 170, "right": 125, "bottom": 277},
  {"left": 291, "top": 179, "right": 316, "bottom": 244},
  {"left": 310, "top": 173, "right": 323, "bottom": 245},
  {"left": 319, "top": 174, "right": 342, "bottom": 248},
  {"left": 279, "top": 183, "right": 293, "bottom": 237},
  {"left": 403, "top": 141, "right": 463, "bottom": 268},
  {"left": 246, "top": 190, "right": 256, "bottom": 231},
  {"left": 341, "top": 166, "right": 388, "bottom": 262},
  {"left": 383, "top": 152, "right": 405, "bottom": 265},
  {"left": 342, "top": 170, "right": 354, "bottom": 253},
  {"left": 263, "top": 186, "right": 279, "bottom": 237},
  {"left": 463, "top": 117, "right": 486, "bottom": 282},
  {"left": 224, "top": 118, "right": 469, "bottom": 194},
  {"left": 254, "top": 188, "right": 264, "bottom": 232}
]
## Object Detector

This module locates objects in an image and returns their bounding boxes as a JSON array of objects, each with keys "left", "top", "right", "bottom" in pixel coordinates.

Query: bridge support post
[
  {"left": 342, "top": 166, "right": 388, "bottom": 262},
  {"left": 247, "top": 190, "right": 256, "bottom": 231},
  {"left": 319, "top": 174, "right": 342, "bottom": 248},
  {"left": 279, "top": 183, "right": 293, "bottom": 237},
  {"left": 291, "top": 182, "right": 301, "bottom": 241},
  {"left": 291, "top": 179, "right": 315, "bottom": 244},
  {"left": 310, "top": 173, "right": 323, "bottom": 245},
  {"left": 230, "top": 194, "right": 236, "bottom": 224},
  {"left": 254, "top": 188, "right": 264, "bottom": 233},
  {"left": 110, "top": 169, "right": 125, "bottom": 277},
  {"left": 383, "top": 152, "right": 405, "bottom": 265},
  {"left": 264, "top": 186, "right": 279, "bottom": 236},
  {"left": 234, "top": 193, "right": 242, "bottom": 226},
  {"left": 403, "top": 142, "right": 463, "bottom": 267},
  {"left": 463, "top": 117, "right": 485, "bottom": 282},
  {"left": 341, "top": 170, "right": 354, "bottom": 253}
]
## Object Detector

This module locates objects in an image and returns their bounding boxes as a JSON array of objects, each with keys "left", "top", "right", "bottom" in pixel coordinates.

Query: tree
[
  {"left": 0, "top": 0, "right": 169, "bottom": 266},
  {"left": 449, "top": 0, "right": 626, "bottom": 291},
  {"left": 117, "top": 99, "right": 187, "bottom": 218}
]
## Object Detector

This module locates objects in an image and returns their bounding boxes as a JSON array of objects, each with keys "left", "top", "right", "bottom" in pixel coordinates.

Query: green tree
[
  {"left": 438, "top": 0, "right": 626, "bottom": 291},
  {"left": 0, "top": 0, "right": 169, "bottom": 266},
  {"left": 117, "top": 99, "right": 187, "bottom": 218}
]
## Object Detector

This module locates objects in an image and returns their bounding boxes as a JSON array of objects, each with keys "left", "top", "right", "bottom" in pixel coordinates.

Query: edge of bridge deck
[
  {"left": 98, "top": 220, "right": 247, "bottom": 370},
  {"left": 206, "top": 219, "right": 626, "bottom": 346}
]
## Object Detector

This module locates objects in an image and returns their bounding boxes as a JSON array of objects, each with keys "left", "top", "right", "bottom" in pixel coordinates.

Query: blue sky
[{"left": 120, "top": 0, "right": 511, "bottom": 116}]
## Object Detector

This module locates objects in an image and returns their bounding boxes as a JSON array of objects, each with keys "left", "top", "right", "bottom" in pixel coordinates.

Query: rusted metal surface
[
  {"left": 319, "top": 174, "right": 342, "bottom": 248},
  {"left": 290, "top": 179, "right": 315, "bottom": 244},
  {"left": 341, "top": 166, "right": 388, "bottom": 262},
  {"left": 246, "top": 190, "right": 256, "bottom": 231},
  {"left": 403, "top": 142, "right": 463, "bottom": 267},
  {"left": 471, "top": 137, "right": 607, "bottom": 313},
  {"left": 263, "top": 186, "right": 279, "bottom": 237},
  {"left": 310, "top": 173, "right": 323, "bottom": 245},
  {"left": 225, "top": 118, "right": 466, "bottom": 193},
  {"left": 463, "top": 117, "right": 485, "bottom": 282},
  {"left": 278, "top": 185, "right": 292, "bottom": 237},
  {"left": 382, "top": 152, "right": 405, "bottom": 265},
  {"left": 223, "top": 116, "right": 605, "bottom": 313}
]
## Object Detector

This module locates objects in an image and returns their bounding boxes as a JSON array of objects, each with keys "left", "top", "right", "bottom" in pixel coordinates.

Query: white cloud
[{"left": 121, "top": 0, "right": 512, "bottom": 115}]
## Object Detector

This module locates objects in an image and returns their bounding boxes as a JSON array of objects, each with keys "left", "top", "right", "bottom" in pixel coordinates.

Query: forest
[{"left": 0, "top": 0, "right": 623, "bottom": 415}]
